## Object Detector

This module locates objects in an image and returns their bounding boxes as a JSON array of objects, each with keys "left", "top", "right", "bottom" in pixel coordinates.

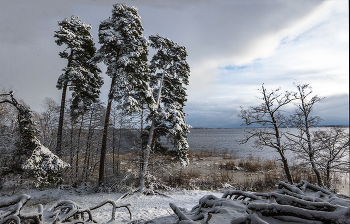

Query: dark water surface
[
  {"left": 186, "top": 128, "right": 280, "bottom": 159},
  {"left": 182, "top": 127, "right": 349, "bottom": 160}
]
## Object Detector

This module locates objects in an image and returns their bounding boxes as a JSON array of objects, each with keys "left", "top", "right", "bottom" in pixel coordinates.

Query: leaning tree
[
  {"left": 139, "top": 34, "right": 191, "bottom": 193},
  {"left": 54, "top": 16, "right": 103, "bottom": 157},
  {"left": 94, "top": 4, "right": 154, "bottom": 186},
  {"left": 0, "top": 92, "right": 69, "bottom": 187}
]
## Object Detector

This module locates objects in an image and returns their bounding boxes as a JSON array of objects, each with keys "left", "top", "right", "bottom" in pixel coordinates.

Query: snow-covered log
[
  {"left": 0, "top": 194, "right": 43, "bottom": 224},
  {"left": 89, "top": 200, "right": 132, "bottom": 222},
  {"left": 166, "top": 181, "right": 350, "bottom": 224},
  {"left": 222, "top": 190, "right": 261, "bottom": 201}
]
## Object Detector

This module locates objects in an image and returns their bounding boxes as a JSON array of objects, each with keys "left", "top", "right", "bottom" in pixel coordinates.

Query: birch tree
[
  {"left": 139, "top": 34, "right": 191, "bottom": 192},
  {"left": 54, "top": 16, "right": 103, "bottom": 157},
  {"left": 239, "top": 84, "right": 295, "bottom": 184},
  {"left": 94, "top": 4, "right": 154, "bottom": 186}
]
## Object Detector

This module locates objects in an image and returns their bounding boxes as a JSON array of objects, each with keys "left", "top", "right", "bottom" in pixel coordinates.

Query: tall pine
[
  {"left": 94, "top": 4, "right": 154, "bottom": 186},
  {"left": 54, "top": 16, "right": 103, "bottom": 156},
  {"left": 139, "top": 34, "right": 191, "bottom": 192}
]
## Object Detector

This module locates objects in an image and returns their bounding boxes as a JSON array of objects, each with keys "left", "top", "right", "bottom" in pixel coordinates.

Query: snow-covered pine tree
[
  {"left": 139, "top": 34, "right": 191, "bottom": 192},
  {"left": 94, "top": 4, "right": 154, "bottom": 186},
  {"left": 54, "top": 16, "right": 103, "bottom": 156}
]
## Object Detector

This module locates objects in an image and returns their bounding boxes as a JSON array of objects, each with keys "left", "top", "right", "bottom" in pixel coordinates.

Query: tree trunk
[
  {"left": 281, "top": 156, "right": 293, "bottom": 184},
  {"left": 304, "top": 112, "right": 324, "bottom": 187},
  {"left": 326, "top": 162, "right": 331, "bottom": 188},
  {"left": 56, "top": 83, "right": 67, "bottom": 157},
  {"left": 262, "top": 86, "right": 293, "bottom": 184},
  {"left": 82, "top": 110, "right": 93, "bottom": 182},
  {"left": 112, "top": 123, "right": 116, "bottom": 174},
  {"left": 69, "top": 121, "right": 74, "bottom": 170},
  {"left": 139, "top": 120, "right": 155, "bottom": 192},
  {"left": 98, "top": 76, "right": 116, "bottom": 186},
  {"left": 56, "top": 50, "right": 74, "bottom": 157},
  {"left": 75, "top": 115, "right": 84, "bottom": 180},
  {"left": 139, "top": 69, "right": 166, "bottom": 192},
  {"left": 310, "top": 157, "right": 323, "bottom": 187}
]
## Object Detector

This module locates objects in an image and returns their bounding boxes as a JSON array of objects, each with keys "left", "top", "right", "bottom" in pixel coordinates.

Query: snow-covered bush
[
  {"left": 22, "top": 145, "right": 70, "bottom": 187},
  {"left": 1, "top": 92, "right": 70, "bottom": 188}
]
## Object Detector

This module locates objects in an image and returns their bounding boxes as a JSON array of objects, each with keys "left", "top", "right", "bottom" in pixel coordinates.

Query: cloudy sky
[{"left": 1, "top": 0, "right": 349, "bottom": 127}]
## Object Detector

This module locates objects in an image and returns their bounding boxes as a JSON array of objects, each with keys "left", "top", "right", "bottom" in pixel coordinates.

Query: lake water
[
  {"left": 186, "top": 128, "right": 284, "bottom": 160},
  {"left": 171, "top": 127, "right": 349, "bottom": 161}
]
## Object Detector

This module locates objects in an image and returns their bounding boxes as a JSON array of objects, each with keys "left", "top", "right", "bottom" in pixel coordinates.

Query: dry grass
[
  {"left": 61, "top": 148, "right": 324, "bottom": 193},
  {"left": 219, "top": 161, "right": 237, "bottom": 170}
]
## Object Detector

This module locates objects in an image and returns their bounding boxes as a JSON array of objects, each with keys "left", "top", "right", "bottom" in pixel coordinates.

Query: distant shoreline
[{"left": 191, "top": 125, "right": 349, "bottom": 129}]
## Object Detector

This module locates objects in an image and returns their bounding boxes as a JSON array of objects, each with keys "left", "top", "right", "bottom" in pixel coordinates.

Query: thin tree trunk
[
  {"left": 70, "top": 121, "right": 74, "bottom": 171},
  {"left": 281, "top": 156, "right": 293, "bottom": 183},
  {"left": 140, "top": 106, "right": 144, "bottom": 174},
  {"left": 56, "top": 50, "right": 74, "bottom": 157},
  {"left": 262, "top": 87, "right": 293, "bottom": 184},
  {"left": 75, "top": 115, "right": 84, "bottom": 179},
  {"left": 83, "top": 110, "right": 93, "bottom": 182},
  {"left": 112, "top": 123, "right": 116, "bottom": 174},
  {"left": 302, "top": 96, "right": 324, "bottom": 187},
  {"left": 118, "top": 120, "right": 122, "bottom": 175},
  {"left": 85, "top": 128, "right": 95, "bottom": 182},
  {"left": 326, "top": 162, "right": 331, "bottom": 188}
]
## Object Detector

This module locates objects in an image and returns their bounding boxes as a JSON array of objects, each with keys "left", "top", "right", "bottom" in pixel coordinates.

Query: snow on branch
[{"left": 0, "top": 92, "right": 70, "bottom": 187}]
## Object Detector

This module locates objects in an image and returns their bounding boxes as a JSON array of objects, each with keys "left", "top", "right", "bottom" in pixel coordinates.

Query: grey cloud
[
  {"left": 314, "top": 94, "right": 349, "bottom": 126},
  {"left": 0, "top": 0, "right": 347, "bottom": 128}
]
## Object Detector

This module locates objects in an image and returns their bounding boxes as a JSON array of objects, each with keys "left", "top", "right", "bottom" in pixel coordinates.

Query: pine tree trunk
[
  {"left": 139, "top": 120, "right": 155, "bottom": 192},
  {"left": 139, "top": 69, "right": 166, "bottom": 192},
  {"left": 56, "top": 50, "right": 74, "bottom": 157},
  {"left": 75, "top": 115, "right": 84, "bottom": 180},
  {"left": 69, "top": 121, "right": 74, "bottom": 170},
  {"left": 98, "top": 76, "right": 116, "bottom": 186},
  {"left": 82, "top": 111, "right": 93, "bottom": 181},
  {"left": 56, "top": 83, "right": 67, "bottom": 157}
]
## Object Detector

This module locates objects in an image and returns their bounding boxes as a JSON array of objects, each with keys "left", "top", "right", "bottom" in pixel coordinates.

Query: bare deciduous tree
[
  {"left": 313, "top": 127, "right": 349, "bottom": 188},
  {"left": 239, "top": 84, "right": 295, "bottom": 184},
  {"left": 286, "top": 83, "right": 324, "bottom": 187}
]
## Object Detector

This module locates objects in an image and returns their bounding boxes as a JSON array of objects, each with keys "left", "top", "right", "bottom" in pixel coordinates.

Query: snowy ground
[
  {"left": 4, "top": 187, "right": 222, "bottom": 223},
  {"left": 2, "top": 180, "right": 350, "bottom": 224}
]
